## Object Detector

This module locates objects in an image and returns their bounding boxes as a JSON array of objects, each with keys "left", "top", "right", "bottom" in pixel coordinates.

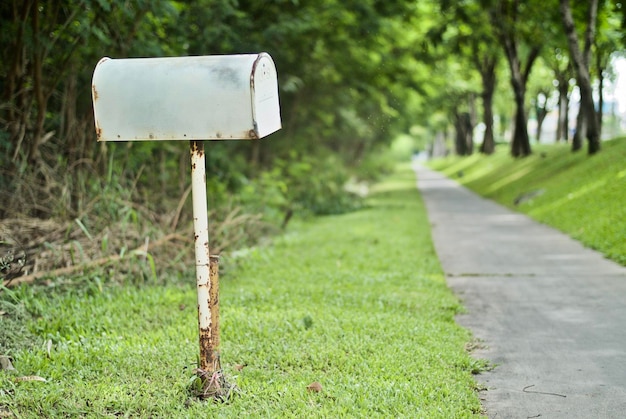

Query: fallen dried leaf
[
  {"left": 306, "top": 381, "right": 322, "bottom": 392},
  {"left": 233, "top": 364, "right": 246, "bottom": 371},
  {"left": 0, "top": 356, "right": 15, "bottom": 371},
  {"left": 0, "top": 406, "right": 14, "bottom": 418},
  {"left": 14, "top": 376, "right": 46, "bottom": 383}
]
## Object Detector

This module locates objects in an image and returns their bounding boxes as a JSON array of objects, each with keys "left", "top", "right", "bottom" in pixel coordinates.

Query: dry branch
[{"left": 2, "top": 233, "right": 186, "bottom": 288}]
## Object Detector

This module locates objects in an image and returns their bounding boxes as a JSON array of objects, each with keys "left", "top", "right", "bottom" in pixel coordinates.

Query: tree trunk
[
  {"left": 572, "top": 106, "right": 586, "bottom": 151},
  {"left": 4, "top": 1, "right": 33, "bottom": 163},
  {"left": 560, "top": 0, "right": 600, "bottom": 154},
  {"left": 61, "top": 65, "right": 79, "bottom": 161},
  {"left": 506, "top": 40, "right": 534, "bottom": 157},
  {"left": 480, "top": 83, "right": 496, "bottom": 154},
  {"left": 535, "top": 92, "right": 550, "bottom": 143},
  {"left": 596, "top": 53, "right": 604, "bottom": 139},
  {"left": 467, "top": 95, "right": 476, "bottom": 155},
  {"left": 536, "top": 104, "right": 548, "bottom": 143},
  {"left": 471, "top": 46, "right": 497, "bottom": 155},
  {"left": 454, "top": 111, "right": 466, "bottom": 155},
  {"left": 511, "top": 88, "right": 532, "bottom": 157},
  {"left": 502, "top": 39, "right": 538, "bottom": 157},
  {"left": 454, "top": 111, "right": 473, "bottom": 156},
  {"left": 30, "top": 0, "right": 45, "bottom": 163},
  {"left": 555, "top": 74, "right": 570, "bottom": 142},
  {"left": 564, "top": 90, "right": 570, "bottom": 142},
  {"left": 430, "top": 131, "right": 448, "bottom": 158}
]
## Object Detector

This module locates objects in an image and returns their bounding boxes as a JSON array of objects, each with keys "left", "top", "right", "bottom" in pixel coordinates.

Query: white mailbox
[
  {"left": 91, "top": 53, "right": 281, "bottom": 141},
  {"left": 91, "top": 53, "right": 282, "bottom": 396}
]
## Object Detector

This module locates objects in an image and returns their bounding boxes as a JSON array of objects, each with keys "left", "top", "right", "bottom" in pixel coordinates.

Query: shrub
[{"left": 238, "top": 153, "right": 365, "bottom": 226}]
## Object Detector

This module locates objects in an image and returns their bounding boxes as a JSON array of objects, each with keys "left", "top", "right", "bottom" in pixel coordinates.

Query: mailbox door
[{"left": 251, "top": 54, "right": 282, "bottom": 138}]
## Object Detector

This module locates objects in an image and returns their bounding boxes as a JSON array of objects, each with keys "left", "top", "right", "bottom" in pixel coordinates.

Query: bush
[{"left": 238, "top": 153, "right": 365, "bottom": 225}]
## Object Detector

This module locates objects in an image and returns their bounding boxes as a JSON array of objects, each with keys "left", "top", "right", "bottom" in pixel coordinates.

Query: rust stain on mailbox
[{"left": 91, "top": 53, "right": 281, "bottom": 142}]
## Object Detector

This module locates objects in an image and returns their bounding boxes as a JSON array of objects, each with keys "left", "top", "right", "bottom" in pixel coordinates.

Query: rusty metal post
[{"left": 189, "top": 140, "right": 220, "bottom": 373}]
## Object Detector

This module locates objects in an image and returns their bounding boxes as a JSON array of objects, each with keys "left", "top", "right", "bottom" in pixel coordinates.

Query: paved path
[{"left": 414, "top": 164, "right": 626, "bottom": 419}]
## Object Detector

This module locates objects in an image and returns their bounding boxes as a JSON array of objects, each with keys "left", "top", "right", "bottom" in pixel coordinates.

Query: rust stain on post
[
  {"left": 209, "top": 255, "right": 220, "bottom": 352},
  {"left": 196, "top": 256, "right": 220, "bottom": 372},
  {"left": 195, "top": 255, "right": 231, "bottom": 402},
  {"left": 198, "top": 325, "right": 213, "bottom": 371},
  {"left": 190, "top": 140, "right": 205, "bottom": 157}
]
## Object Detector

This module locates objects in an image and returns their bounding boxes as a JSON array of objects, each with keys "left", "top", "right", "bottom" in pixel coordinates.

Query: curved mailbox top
[{"left": 92, "top": 53, "right": 281, "bottom": 141}]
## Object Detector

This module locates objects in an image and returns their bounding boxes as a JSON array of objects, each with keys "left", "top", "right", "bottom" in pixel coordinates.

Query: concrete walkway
[{"left": 414, "top": 164, "right": 626, "bottom": 419}]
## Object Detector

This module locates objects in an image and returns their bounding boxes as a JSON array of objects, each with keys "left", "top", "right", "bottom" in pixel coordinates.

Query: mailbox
[
  {"left": 91, "top": 53, "right": 281, "bottom": 141},
  {"left": 90, "top": 52, "right": 282, "bottom": 399}
]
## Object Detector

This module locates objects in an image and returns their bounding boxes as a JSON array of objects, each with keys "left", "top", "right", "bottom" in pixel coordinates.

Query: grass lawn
[
  {"left": 429, "top": 138, "right": 626, "bottom": 266},
  {"left": 0, "top": 166, "right": 484, "bottom": 418}
]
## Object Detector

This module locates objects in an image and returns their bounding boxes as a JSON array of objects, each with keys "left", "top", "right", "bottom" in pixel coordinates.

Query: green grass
[
  {"left": 429, "top": 138, "right": 626, "bottom": 266},
  {"left": 0, "top": 166, "right": 483, "bottom": 418}
]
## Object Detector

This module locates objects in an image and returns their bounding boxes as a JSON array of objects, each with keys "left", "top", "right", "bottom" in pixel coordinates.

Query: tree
[
  {"left": 454, "top": 110, "right": 474, "bottom": 155},
  {"left": 560, "top": 0, "right": 600, "bottom": 154},
  {"left": 417, "top": 45, "right": 481, "bottom": 157},
  {"left": 527, "top": 59, "right": 558, "bottom": 143},
  {"left": 593, "top": 1, "right": 624, "bottom": 139},
  {"left": 549, "top": 49, "right": 574, "bottom": 142},
  {"left": 477, "top": 53, "right": 499, "bottom": 154},
  {"left": 433, "top": 0, "right": 500, "bottom": 154},
  {"left": 485, "top": 0, "right": 546, "bottom": 157}
]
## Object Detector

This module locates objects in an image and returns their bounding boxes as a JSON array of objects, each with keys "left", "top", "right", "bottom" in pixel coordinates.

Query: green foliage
[
  {"left": 0, "top": 0, "right": 432, "bottom": 222},
  {"left": 239, "top": 153, "right": 365, "bottom": 221},
  {"left": 0, "top": 166, "right": 483, "bottom": 417},
  {"left": 353, "top": 146, "right": 397, "bottom": 182},
  {"left": 429, "top": 138, "right": 626, "bottom": 265}
]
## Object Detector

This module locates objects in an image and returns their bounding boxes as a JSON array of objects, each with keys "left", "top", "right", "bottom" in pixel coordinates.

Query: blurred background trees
[{"left": 1, "top": 0, "right": 624, "bottom": 227}]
